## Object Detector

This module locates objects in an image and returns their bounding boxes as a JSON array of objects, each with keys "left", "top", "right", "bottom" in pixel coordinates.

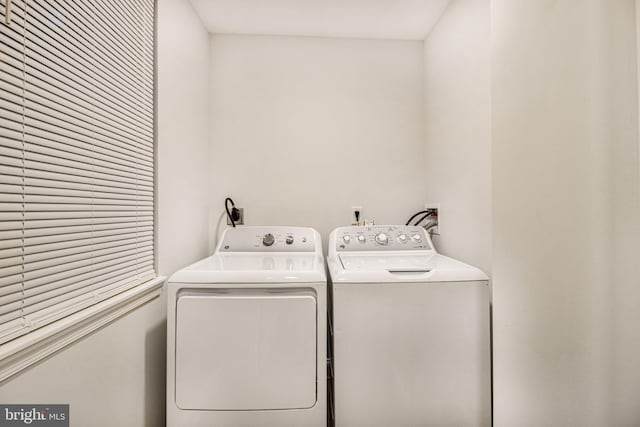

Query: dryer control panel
[
  {"left": 333, "top": 226, "right": 433, "bottom": 252},
  {"left": 218, "top": 226, "right": 318, "bottom": 253}
]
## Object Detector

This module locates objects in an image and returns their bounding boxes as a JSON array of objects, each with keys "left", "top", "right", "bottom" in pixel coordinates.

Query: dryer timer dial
[{"left": 262, "top": 233, "right": 275, "bottom": 246}]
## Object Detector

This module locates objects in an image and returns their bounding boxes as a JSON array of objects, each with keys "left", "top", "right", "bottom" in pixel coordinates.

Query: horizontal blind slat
[
  {"left": 24, "top": 83, "right": 153, "bottom": 150},
  {"left": 24, "top": 247, "right": 151, "bottom": 284},
  {"left": 26, "top": 178, "right": 153, "bottom": 197},
  {"left": 24, "top": 251, "right": 151, "bottom": 291},
  {"left": 23, "top": 168, "right": 154, "bottom": 192},
  {"left": 25, "top": 186, "right": 153, "bottom": 202},
  {"left": 0, "top": 71, "right": 24, "bottom": 97},
  {"left": 0, "top": 115, "right": 24, "bottom": 136},
  {"left": 24, "top": 210, "right": 154, "bottom": 221},
  {"left": 24, "top": 159, "right": 154, "bottom": 188},
  {"left": 24, "top": 105, "right": 153, "bottom": 159},
  {"left": 24, "top": 216, "right": 153, "bottom": 230},
  {"left": 0, "top": 317, "right": 23, "bottom": 343},
  {"left": 24, "top": 146, "right": 154, "bottom": 179},
  {"left": 25, "top": 221, "right": 153, "bottom": 238},
  {"left": 23, "top": 231, "right": 153, "bottom": 256},
  {"left": 24, "top": 121, "right": 153, "bottom": 164},
  {"left": 23, "top": 257, "right": 154, "bottom": 320},
  {"left": 0, "top": 255, "right": 22, "bottom": 268},
  {"left": 0, "top": 264, "right": 21, "bottom": 279},
  {"left": 24, "top": 227, "right": 153, "bottom": 248},
  {"left": 24, "top": 241, "right": 145, "bottom": 275},
  {"left": 0, "top": 230, "right": 22, "bottom": 241},
  {"left": 25, "top": 131, "right": 154, "bottom": 173},
  {"left": 0, "top": 273, "right": 22, "bottom": 288},
  {"left": 0, "top": 221, "right": 22, "bottom": 233},
  {"left": 0, "top": 299, "right": 21, "bottom": 316},
  {"left": 23, "top": 235, "right": 153, "bottom": 264},
  {"left": 0, "top": 248, "right": 22, "bottom": 260},
  {"left": 23, "top": 265, "right": 153, "bottom": 328}
]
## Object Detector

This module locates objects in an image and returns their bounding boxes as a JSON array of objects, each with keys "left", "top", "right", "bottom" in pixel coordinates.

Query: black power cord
[
  {"left": 413, "top": 211, "right": 437, "bottom": 226},
  {"left": 405, "top": 209, "right": 436, "bottom": 226},
  {"left": 225, "top": 197, "right": 240, "bottom": 227}
]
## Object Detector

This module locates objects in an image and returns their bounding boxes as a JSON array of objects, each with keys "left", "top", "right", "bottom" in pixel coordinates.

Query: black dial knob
[{"left": 262, "top": 233, "right": 275, "bottom": 246}]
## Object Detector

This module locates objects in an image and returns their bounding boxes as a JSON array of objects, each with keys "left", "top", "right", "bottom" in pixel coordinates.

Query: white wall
[
  {"left": 422, "top": 0, "right": 491, "bottom": 274},
  {"left": 608, "top": 1, "right": 640, "bottom": 423},
  {"left": 492, "top": 0, "right": 640, "bottom": 425},
  {"left": 0, "top": 300, "right": 166, "bottom": 427},
  {"left": 208, "top": 35, "right": 426, "bottom": 248},
  {"left": 157, "top": 0, "right": 211, "bottom": 276},
  {"left": 0, "top": 1, "right": 211, "bottom": 425}
]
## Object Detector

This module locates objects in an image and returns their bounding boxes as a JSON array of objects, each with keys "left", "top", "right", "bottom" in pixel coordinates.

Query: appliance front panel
[
  {"left": 175, "top": 289, "right": 317, "bottom": 410},
  {"left": 332, "top": 281, "right": 491, "bottom": 427}
]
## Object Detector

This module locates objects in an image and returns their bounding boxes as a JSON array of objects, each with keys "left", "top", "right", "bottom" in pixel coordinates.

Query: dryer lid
[{"left": 169, "top": 253, "right": 326, "bottom": 284}]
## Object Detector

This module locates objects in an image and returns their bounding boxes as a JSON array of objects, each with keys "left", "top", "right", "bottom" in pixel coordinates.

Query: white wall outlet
[
  {"left": 424, "top": 203, "right": 440, "bottom": 235},
  {"left": 226, "top": 207, "right": 244, "bottom": 225},
  {"left": 351, "top": 206, "right": 363, "bottom": 225}
]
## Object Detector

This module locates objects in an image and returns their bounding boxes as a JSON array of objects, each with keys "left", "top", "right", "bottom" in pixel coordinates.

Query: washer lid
[
  {"left": 330, "top": 252, "right": 488, "bottom": 283},
  {"left": 169, "top": 253, "right": 326, "bottom": 284},
  {"left": 339, "top": 252, "right": 434, "bottom": 272}
]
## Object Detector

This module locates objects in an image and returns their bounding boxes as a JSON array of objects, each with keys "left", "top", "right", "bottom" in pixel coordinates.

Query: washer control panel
[
  {"left": 335, "top": 226, "right": 432, "bottom": 252},
  {"left": 219, "top": 227, "right": 316, "bottom": 252}
]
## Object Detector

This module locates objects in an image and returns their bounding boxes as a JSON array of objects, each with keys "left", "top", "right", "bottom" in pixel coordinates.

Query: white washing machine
[
  {"left": 327, "top": 225, "right": 491, "bottom": 427},
  {"left": 167, "top": 226, "right": 327, "bottom": 427}
]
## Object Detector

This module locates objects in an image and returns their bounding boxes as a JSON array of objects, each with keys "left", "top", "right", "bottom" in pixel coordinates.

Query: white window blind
[{"left": 0, "top": 0, "right": 156, "bottom": 345}]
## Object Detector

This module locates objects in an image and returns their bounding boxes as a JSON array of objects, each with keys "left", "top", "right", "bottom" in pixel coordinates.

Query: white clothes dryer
[
  {"left": 167, "top": 226, "right": 327, "bottom": 427},
  {"left": 327, "top": 225, "right": 491, "bottom": 427}
]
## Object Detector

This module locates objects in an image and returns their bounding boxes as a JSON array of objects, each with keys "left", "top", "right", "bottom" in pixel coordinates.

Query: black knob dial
[{"left": 262, "top": 233, "right": 275, "bottom": 246}]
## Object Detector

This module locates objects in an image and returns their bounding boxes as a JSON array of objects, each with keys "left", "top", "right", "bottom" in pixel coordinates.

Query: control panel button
[
  {"left": 357, "top": 235, "right": 366, "bottom": 243},
  {"left": 343, "top": 235, "right": 351, "bottom": 244},
  {"left": 397, "top": 234, "right": 407, "bottom": 244},
  {"left": 375, "top": 232, "right": 389, "bottom": 245},
  {"left": 262, "top": 233, "right": 275, "bottom": 246},
  {"left": 285, "top": 235, "right": 294, "bottom": 245},
  {"left": 411, "top": 233, "right": 422, "bottom": 243}
]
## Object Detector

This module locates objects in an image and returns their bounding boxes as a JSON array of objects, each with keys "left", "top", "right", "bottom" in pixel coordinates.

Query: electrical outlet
[
  {"left": 424, "top": 203, "right": 440, "bottom": 235},
  {"left": 351, "top": 206, "right": 363, "bottom": 225},
  {"left": 227, "top": 207, "right": 244, "bottom": 225}
]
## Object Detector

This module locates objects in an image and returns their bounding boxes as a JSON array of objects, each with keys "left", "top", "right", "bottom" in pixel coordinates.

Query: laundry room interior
[{"left": 0, "top": 0, "right": 639, "bottom": 426}]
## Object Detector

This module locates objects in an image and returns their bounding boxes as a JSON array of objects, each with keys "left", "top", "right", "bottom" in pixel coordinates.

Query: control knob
[
  {"left": 285, "top": 235, "right": 294, "bottom": 245},
  {"left": 343, "top": 235, "right": 351, "bottom": 244},
  {"left": 411, "top": 233, "right": 422, "bottom": 243},
  {"left": 397, "top": 234, "right": 408, "bottom": 244},
  {"left": 262, "top": 233, "right": 275, "bottom": 246},
  {"left": 375, "top": 232, "right": 389, "bottom": 245},
  {"left": 357, "top": 235, "right": 366, "bottom": 243}
]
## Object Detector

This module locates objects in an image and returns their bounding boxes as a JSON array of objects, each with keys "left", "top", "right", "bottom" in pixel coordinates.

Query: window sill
[{"left": 0, "top": 277, "right": 166, "bottom": 383}]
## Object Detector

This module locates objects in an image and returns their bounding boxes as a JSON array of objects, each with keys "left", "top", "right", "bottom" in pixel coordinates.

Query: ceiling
[{"left": 188, "top": 0, "right": 453, "bottom": 40}]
